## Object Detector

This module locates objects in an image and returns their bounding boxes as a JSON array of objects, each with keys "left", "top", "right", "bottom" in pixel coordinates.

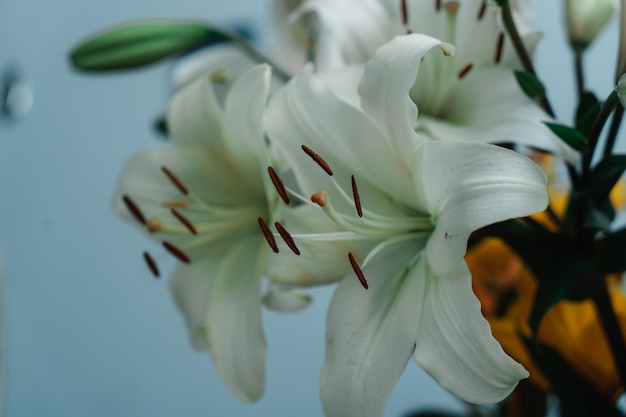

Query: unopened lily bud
[
  {"left": 616, "top": 73, "right": 626, "bottom": 107},
  {"left": 565, "top": 0, "right": 619, "bottom": 49}
]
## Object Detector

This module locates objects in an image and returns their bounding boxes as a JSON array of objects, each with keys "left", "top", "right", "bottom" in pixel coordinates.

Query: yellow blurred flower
[{"left": 467, "top": 237, "right": 626, "bottom": 399}]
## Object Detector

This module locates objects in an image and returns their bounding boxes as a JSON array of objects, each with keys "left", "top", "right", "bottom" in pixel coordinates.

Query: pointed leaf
[
  {"left": 70, "top": 20, "right": 229, "bottom": 71},
  {"left": 514, "top": 70, "right": 546, "bottom": 100},
  {"left": 544, "top": 122, "right": 589, "bottom": 153},
  {"left": 575, "top": 91, "right": 601, "bottom": 136}
]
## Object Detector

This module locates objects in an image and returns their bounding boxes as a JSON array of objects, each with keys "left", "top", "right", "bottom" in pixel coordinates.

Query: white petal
[
  {"left": 320, "top": 241, "right": 427, "bottom": 417},
  {"left": 290, "top": 0, "right": 391, "bottom": 70},
  {"left": 265, "top": 64, "right": 417, "bottom": 211},
  {"left": 262, "top": 285, "right": 312, "bottom": 312},
  {"left": 418, "top": 66, "right": 578, "bottom": 163},
  {"left": 206, "top": 237, "right": 266, "bottom": 402},
  {"left": 170, "top": 259, "right": 218, "bottom": 350},
  {"left": 358, "top": 34, "right": 454, "bottom": 160},
  {"left": 223, "top": 64, "right": 271, "bottom": 185},
  {"left": 414, "top": 261, "right": 528, "bottom": 404},
  {"left": 113, "top": 148, "right": 264, "bottom": 259},
  {"left": 413, "top": 141, "right": 548, "bottom": 276},
  {"left": 267, "top": 204, "right": 376, "bottom": 287},
  {"left": 167, "top": 72, "right": 224, "bottom": 149}
]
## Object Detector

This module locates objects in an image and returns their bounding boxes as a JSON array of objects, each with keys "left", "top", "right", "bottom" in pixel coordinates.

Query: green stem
[
  {"left": 500, "top": 1, "right": 555, "bottom": 118},
  {"left": 583, "top": 90, "right": 619, "bottom": 177},
  {"left": 603, "top": 105, "right": 624, "bottom": 158},
  {"left": 574, "top": 47, "right": 585, "bottom": 100}
]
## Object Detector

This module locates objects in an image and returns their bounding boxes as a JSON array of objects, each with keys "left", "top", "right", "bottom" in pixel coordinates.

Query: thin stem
[
  {"left": 574, "top": 47, "right": 585, "bottom": 100},
  {"left": 589, "top": 268, "right": 626, "bottom": 389},
  {"left": 603, "top": 105, "right": 625, "bottom": 158},
  {"left": 500, "top": 1, "right": 555, "bottom": 118},
  {"left": 583, "top": 90, "right": 619, "bottom": 177}
]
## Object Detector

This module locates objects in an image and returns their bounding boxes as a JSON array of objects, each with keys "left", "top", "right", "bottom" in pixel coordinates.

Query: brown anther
[
  {"left": 348, "top": 252, "right": 368, "bottom": 289},
  {"left": 457, "top": 63, "right": 473, "bottom": 79},
  {"left": 161, "top": 166, "right": 189, "bottom": 195},
  {"left": 161, "top": 200, "right": 189, "bottom": 208},
  {"left": 147, "top": 218, "right": 162, "bottom": 233},
  {"left": 171, "top": 208, "right": 197, "bottom": 235},
  {"left": 311, "top": 190, "right": 329, "bottom": 207},
  {"left": 275, "top": 222, "right": 301, "bottom": 255},
  {"left": 351, "top": 175, "right": 363, "bottom": 218},
  {"left": 268, "top": 166, "right": 290, "bottom": 205},
  {"left": 143, "top": 251, "right": 160, "bottom": 278},
  {"left": 302, "top": 145, "right": 333, "bottom": 176},
  {"left": 258, "top": 217, "right": 279, "bottom": 253},
  {"left": 122, "top": 195, "right": 146, "bottom": 225},
  {"left": 401, "top": 0, "right": 408, "bottom": 25},
  {"left": 477, "top": 0, "right": 487, "bottom": 20},
  {"left": 443, "top": 1, "right": 459, "bottom": 14},
  {"left": 162, "top": 240, "right": 191, "bottom": 264},
  {"left": 435, "top": 0, "right": 441, "bottom": 11},
  {"left": 494, "top": 32, "right": 504, "bottom": 64}
]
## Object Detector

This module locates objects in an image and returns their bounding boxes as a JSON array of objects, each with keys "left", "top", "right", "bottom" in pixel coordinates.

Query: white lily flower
[
  {"left": 289, "top": 0, "right": 576, "bottom": 161},
  {"left": 114, "top": 64, "right": 285, "bottom": 403},
  {"left": 565, "top": 0, "right": 619, "bottom": 49},
  {"left": 265, "top": 33, "right": 550, "bottom": 416}
]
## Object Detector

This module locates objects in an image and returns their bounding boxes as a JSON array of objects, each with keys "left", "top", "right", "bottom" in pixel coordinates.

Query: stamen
[
  {"left": 457, "top": 63, "right": 473, "bottom": 79},
  {"left": 443, "top": 1, "right": 459, "bottom": 14},
  {"left": 162, "top": 240, "right": 191, "bottom": 264},
  {"left": 275, "top": 222, "right": 301, "bottom": 255},
  {"left": 143, "top": 251, "right": 160, "bottom": 278},
  {"left": 161, "top": 166, "right": 189, "bottom": 195},
  {"left": 351, "top": 175, "right": 363, "bottom": 218},
  {"left": 401, "top": 0, "right": 408, "bottom": 25},
  {"left": 302, "top": 145, "right": 333, "bottom": 176},
  {"left": 161, "top": 200, "right": 189, "bottom": 208},
  {"left": 147, "top": 218, "right": 162, "bottom": 233},
  {"left": 494, "top": 32, "right": 504, "bottom": 64},
  {"left": 122, "top": 195, "right": 146, "bottom": 225},
  {"left": 258, "top": 217, "right": 279, "bottom": 253},
  {"left": 171, "top": 208, "right": 197, "bottom": 235},
  {"left": 311, "top": 190, "right": 329, "bottom": 207},
  {"left": 268, "top": 166, "right": 290, "bottom": 204},
  {"left": 435, "top": 0, "right": 441, "bottom": 11},
  {"left": 348, "top": 252, "right": 368, "bottom": 289},
  {"left": 477, "top": 0, "right": 487, "bottom": 20}
]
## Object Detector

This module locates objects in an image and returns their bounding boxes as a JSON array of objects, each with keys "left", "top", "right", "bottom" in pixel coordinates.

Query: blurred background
[{"left": 0, "top": 1, "right": 621, "bottom": 416}]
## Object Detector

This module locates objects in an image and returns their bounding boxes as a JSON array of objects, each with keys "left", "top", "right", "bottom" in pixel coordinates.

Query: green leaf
[
  {"left": 522, "top": 338, "right": 622, "bottom": 417},
  {"left": 514, "top": 70, "right": 546, "bottom": 100},
  {"left": 575, "top": 91, "right": 601, "bottom": 136},
  {"left": 544, "top": 122, "right": 589, "bottom": 153},
  {"left": 70, "top": 20, "right": 229, "bottom": 71},
  {"left": 596, "top": 228, "right": 626, "bottom": 273}
]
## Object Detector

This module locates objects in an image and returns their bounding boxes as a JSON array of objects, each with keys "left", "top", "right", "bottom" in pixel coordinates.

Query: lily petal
[
  {"left": 223, "top": 64, "right": 272, "bottom": 186},
  {"left": 262, "top": 285, "right": 312, "bottom": 312},
  {"left": 169, "top": 259, "right": 217, "bottom": 350},
  {"left": 413, "top": 141, "right": 548, "bottom": 276},
  {"left": 207, "top": 237, "right": 267, "bottom": 402},
  {"left": 414, "top": 260, "right": 529, "bottom": 404},
  {"left": 358, "top": 33, "right": 454, "bottom": 159},
  {"left": 290, "top": 0, "right": 391, "bottom": 70},
  {"left": 265, "top": 64, "right": 417, "bottom": 211},
  {"left": 320, "top": 241, "right": 427, "bottom": 417},
  {"left": 268, "top": 204, "right": 376, "bottom": 287},
  {"left": 167, "top": 72, "right": 224, "bottom": 150},
  {"left": 418, "top": 66, "right": 578, "bottom": 162}
]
